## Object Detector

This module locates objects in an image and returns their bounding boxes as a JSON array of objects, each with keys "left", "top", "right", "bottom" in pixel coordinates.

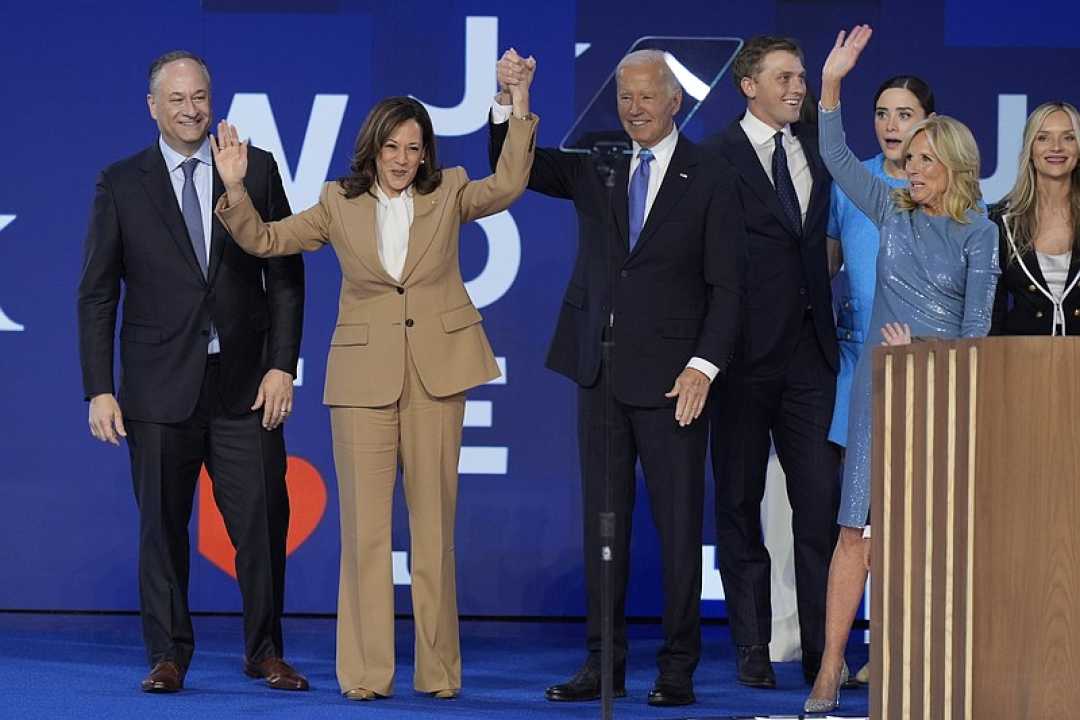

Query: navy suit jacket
[
  {"left": 78, "top": 143, "right": 305, "bottom": 423},
  {"left": 706, "top": 119, "right": 838, "bottom": 374},
  {"left": 491, "top": 118, "right": 744, "bottom": 407}
]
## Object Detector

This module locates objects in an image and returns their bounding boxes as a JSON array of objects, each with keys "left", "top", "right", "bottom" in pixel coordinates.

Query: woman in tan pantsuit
[{"left": 210, "top": 59, "right": 537, "bottom": 701}]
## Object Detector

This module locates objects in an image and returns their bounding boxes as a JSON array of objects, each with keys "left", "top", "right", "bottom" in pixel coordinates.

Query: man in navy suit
[
  {"left": 706, "top": 36, "right": 840, "bottom": 689},
  {"left": 78, "top": 51, "right": 308, "bottom": 693},
  {"left": 490, "top": 49, "right": 744, "bottom": 707}
]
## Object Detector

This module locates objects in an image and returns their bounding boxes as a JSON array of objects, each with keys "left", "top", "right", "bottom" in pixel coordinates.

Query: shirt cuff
[
  {"left": 686, "top": 357, "right": 719, "bottom": 382},
  {"left": 490, "top": 101, "right": 514, "bottom": 124}
]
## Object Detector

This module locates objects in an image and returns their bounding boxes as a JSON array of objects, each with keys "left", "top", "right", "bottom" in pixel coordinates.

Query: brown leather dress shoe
[
  {"left": 141, "top": 660, "right": 184, "bottom": 693},
  {"left": 243, "top": 657, "right": 310, "bottom": 691}
]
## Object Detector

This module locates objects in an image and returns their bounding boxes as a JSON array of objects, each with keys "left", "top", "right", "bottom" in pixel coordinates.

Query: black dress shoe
[
  {"left": 736, "top": 644, "right": 776, "bottom": 689},
  {"left": 647, "top": 677, "right": 695, "bottom": 706},
  {"left": 544, "top": 664, "right": 626, "bottom": 702}
]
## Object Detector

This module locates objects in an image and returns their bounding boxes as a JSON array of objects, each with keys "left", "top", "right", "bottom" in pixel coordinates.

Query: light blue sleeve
[
  {"left": 827, "top": 183, "right": 843, "bottom": 239},
  {"left": 960, "top": 222, "right": 1001, "bottom": 337},
  {"left": 818, "top": 104, "right": 895, "bottom": 228}
]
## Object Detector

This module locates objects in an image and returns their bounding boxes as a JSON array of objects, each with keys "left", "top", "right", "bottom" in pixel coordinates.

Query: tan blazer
[{"left": 217, "top": 114, "right": 538, "bottom": 407}]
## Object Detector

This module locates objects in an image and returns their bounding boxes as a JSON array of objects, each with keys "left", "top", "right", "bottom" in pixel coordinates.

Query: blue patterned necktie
[
  {"left": 181, "top": 158, "right": 208, "bottom": 277},
  {"left": 772, "top": 132, "right": 802, "bottom": 235},
  {"left": 628, "top": 147, "right": 654, "bottom": 251}
]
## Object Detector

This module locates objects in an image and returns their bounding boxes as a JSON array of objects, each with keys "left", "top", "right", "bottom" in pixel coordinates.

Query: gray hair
[
  {"left": 616, "top": 49, "right": 681, "bottom": 98},
  {"left": 148, "top": 50, "right": 211, "bottom": 95}
]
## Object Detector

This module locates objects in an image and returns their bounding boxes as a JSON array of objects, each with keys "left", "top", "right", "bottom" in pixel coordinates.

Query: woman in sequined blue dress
[
  {"left": 827, "top": 76, "right": 935, "bottom": 448},
  {"left": 804, "top": 26, "right": 1000, "bottom": 714}
]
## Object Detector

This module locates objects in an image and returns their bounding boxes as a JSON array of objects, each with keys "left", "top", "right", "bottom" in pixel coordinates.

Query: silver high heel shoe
[{"left": 803, "top": 661, "right": 849, "bottom": 714}]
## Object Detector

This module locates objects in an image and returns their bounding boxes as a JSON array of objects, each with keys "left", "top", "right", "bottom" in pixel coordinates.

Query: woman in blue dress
[
  {"left": 825, "top": 73, "right": 935, "bottom": 688},
  {"left": 804, "top": 25, "right": 1000, "bottom": 713},
  {"left": 828, "top": 75, "right": 935, "bottom": 448}
]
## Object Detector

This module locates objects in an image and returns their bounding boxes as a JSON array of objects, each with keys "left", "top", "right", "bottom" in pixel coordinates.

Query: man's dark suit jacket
[
  {"left": 490, "top": 119, "right": 743, "bottom": 403},
  {"left": 78, "top": 143, "right": 304, "bottom": 423},
  {"left": 707, "top": 120, "right": 837, "bottom": 373}
]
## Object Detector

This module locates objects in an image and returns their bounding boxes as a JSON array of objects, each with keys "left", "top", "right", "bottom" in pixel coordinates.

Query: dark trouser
[
  {"left": 125, "top": 356, "right": 289, "bottom": 669},
  {"left": 710, "top": 316, "right": 840, "bottom": 656},
  {"left": 579, "top": 359, "right": 706, "bottom": 681}
]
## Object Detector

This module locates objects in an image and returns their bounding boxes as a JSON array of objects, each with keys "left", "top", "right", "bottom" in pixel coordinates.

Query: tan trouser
[{"left": 331, "top": 351, "right": 464, "bottom": 696}]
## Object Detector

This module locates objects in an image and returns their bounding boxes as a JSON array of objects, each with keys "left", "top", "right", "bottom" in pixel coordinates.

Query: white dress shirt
[
  {"left": 492, "top": 100, "right": 719, "bottom": 382},
  {"left": 739, "top": 109, "right": 812, "bottom": 222},
  {"left": 159, "top": 135, "right": 219, "bottom": 353},
  {"left": 373, "top": 183, "right": 414, "bottom": 282}
]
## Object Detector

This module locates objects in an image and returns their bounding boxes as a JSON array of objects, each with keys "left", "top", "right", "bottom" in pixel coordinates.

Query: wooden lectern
[{"left": 870, "top": 337, "right": 1080, "bottom": 719}]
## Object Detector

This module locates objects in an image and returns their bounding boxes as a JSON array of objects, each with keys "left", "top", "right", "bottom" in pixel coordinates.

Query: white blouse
[
  {"left": 1036, "top": 249, "right": 1071, "bottom": 301},
  {"left": 373, "top": 184, "right": 414, "bottom": 282}
]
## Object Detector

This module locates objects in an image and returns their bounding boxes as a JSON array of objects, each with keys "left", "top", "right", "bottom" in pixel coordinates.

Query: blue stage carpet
[{"left": 0, "top": 613, "right": 869, "bottom": 719}]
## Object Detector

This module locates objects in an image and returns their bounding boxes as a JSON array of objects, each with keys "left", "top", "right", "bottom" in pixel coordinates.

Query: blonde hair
[
  {"left": 892, "top": 115, "right": 984, "bottom": 223},
  {"left": 998, "top": 101, "right": 1080, "bottom": 263}
]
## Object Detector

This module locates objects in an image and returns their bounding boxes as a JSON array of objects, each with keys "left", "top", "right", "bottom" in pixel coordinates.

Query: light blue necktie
[
  {"left": 181, "top": 158, "right": 217, "bottom": 347},
  {"left": 181, "top": 158, "right": 208, "bottom": 277},
  {"left": 628, "top": 148, "right": 654, "bottom": 251}
]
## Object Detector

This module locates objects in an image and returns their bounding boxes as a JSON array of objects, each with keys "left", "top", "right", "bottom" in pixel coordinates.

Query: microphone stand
[{"left": 591, "top": 139, "right": 629, "bottom": 720}]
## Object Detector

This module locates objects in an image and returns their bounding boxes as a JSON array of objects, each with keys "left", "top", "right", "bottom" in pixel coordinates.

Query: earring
[{"left": 420, "top": 159, "right": 425, "bottom": 164}]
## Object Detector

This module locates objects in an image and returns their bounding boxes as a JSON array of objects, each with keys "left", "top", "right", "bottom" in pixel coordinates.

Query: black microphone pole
[{"left": 592, "top": 139, "right": 626, "bottom": 720}]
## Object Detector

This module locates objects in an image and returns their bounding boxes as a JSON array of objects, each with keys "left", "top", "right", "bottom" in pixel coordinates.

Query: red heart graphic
[{"left": 197, "top": 456, "right": 328, "bottom": 578}]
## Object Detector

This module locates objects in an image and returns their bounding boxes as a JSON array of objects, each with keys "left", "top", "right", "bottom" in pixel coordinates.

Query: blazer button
[
  {"left": 620, "top": 270, "right": 629, "bottom": 278},
  {"left": 1035, "top": 311, "right": 1044, "bottom": 318},
  {"left": 405, "top": 318, "right": 415, "bottom": 327},
  {"left": 1074, "top": 308, "right": 1080, "bottom": 317},
  {"left": 1028, "top": 284, "right": 1037, "bottom": 292},
  {"left": 799, "top": 287, "right": 807, "bottom": 296},
  {"left": 396, "top": 287, "right": 405, "bottom": 295}
]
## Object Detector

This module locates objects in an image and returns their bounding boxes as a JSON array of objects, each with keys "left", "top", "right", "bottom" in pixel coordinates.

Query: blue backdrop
[{"left": 2, "top": 0, "right": 1076, "bottom": 617}]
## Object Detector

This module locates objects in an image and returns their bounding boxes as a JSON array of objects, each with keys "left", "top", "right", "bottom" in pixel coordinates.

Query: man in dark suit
[
  {"left": 490, "top": 49, "right": 743, "bottom": 707},
  {"left": 706, "top": 36, "right": 841, "bottom": 688},
  {"left": 77, "top": 51, "right": 308, "bottom": 693}
]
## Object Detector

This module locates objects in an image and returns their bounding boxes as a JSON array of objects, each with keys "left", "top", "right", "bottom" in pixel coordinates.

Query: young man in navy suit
[{"left": 706, "top": 36, "right": 841, "bottom": 689}]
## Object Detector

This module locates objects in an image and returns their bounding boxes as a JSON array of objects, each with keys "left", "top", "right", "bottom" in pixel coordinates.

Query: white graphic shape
[
  {"left": 413, "top": 16, "right": 498, "bottom": 137},
  {"left": 464, "top": 211, "right": 521, "bottom": 309},
  {"left": 981, "top": 94, "right": 1027, "bottom": 204},
  {"left": 226, "top": 93, "right": 348, "bottom": 212},
  {"left": 0, "top": 215, "right": 25, "bottom": 332}
]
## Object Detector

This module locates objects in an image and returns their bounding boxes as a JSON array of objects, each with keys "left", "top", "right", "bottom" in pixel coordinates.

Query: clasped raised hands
[{"left": 496, "top": 47, "right": 536, "bottom": 112}]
